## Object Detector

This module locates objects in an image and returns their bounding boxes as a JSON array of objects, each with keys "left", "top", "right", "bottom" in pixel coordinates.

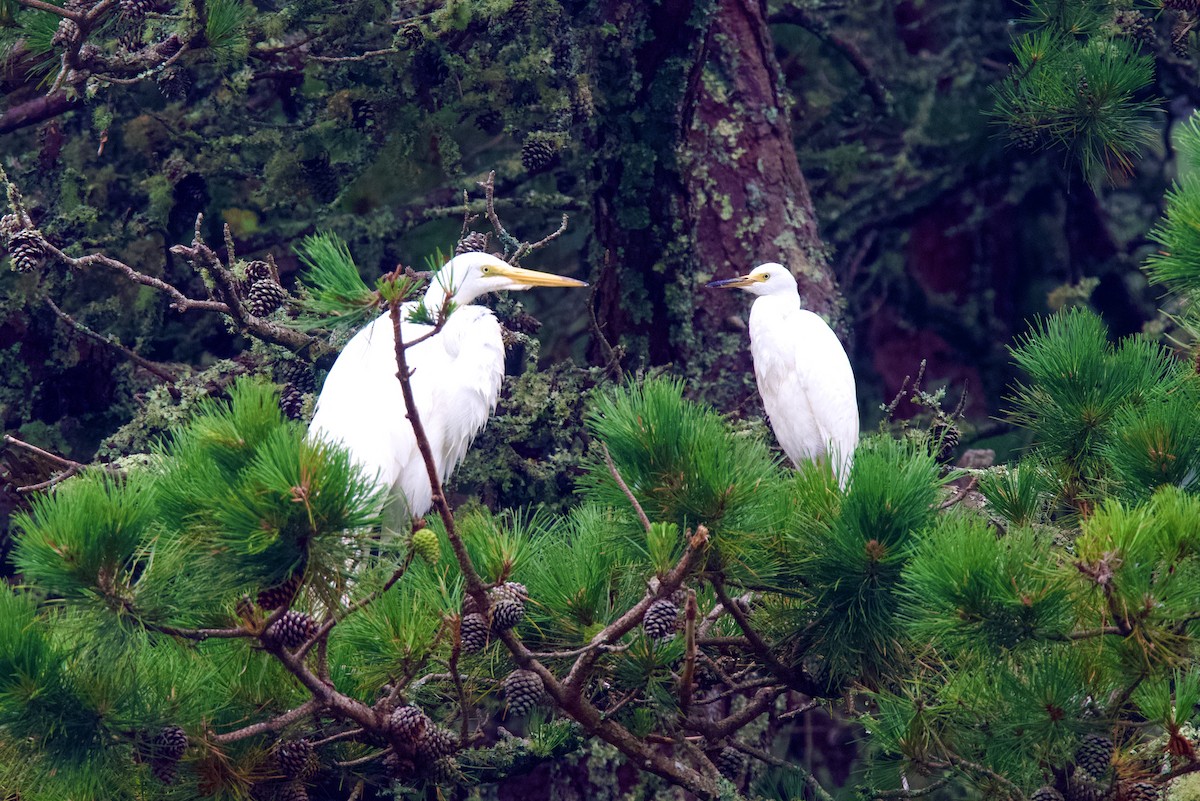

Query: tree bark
[{"left": 589, "top": 0, "right": 841, "bottom": 407}]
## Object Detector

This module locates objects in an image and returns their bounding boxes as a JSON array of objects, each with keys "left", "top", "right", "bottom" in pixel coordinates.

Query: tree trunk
[{"left": 589, "top": 0, "right": 840, "bottom": 408}]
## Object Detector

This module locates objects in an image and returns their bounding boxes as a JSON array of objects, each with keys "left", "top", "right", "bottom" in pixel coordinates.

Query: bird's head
[
  {"left": 706, "top": 262, "right": 797, "bottom": 297},
  {"left": 432, "top": 251, "right": 587, "bottom": 306}
]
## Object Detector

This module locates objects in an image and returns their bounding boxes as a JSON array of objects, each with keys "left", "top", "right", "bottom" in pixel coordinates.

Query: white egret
[
  {"left": 707, "top": 263, "right": 859, "bottom": 486},
  {"left": 309, "top": 251, "right": 587, "bottom": 519}
]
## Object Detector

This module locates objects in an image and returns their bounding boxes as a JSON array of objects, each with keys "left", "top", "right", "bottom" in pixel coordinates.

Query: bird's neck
[{"left": 751, "top": 292, "right": 801, "bottom": 315}]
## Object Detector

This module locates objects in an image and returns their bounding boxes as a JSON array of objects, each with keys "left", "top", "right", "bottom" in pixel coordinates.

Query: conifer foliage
[{"left": 8, "top": 254, "right": 1200, "bottom": 801}]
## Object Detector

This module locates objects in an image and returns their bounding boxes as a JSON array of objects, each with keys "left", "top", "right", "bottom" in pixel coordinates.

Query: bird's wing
[
  {"left": 791, "top": 311, "right": 859, "bottom": 470},
  {"left": 426, "top": 307, "right": 505, "bottom": 482},
  {"left": 309, "top": 309, "right": 435, "bottom": 496},
  {"left": 752, "top": 308, "right": 859, "bottom": 475}
]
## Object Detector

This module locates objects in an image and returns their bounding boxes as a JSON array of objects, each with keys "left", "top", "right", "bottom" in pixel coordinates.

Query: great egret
[
  {"left": 707, "top": 263, "right": 859, "bottom": 486},
  {"left": 309, "top": 251, "right": 587, "bottom": 518}
]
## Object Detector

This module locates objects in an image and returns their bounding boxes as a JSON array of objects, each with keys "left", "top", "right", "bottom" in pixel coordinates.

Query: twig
[
  {"left": 346, "top": 779, "right": 365, "bottom": 801},
  {"left": 44, "top": 296, "right": 181, "bottom": 397},
  {"left": 777, "top": 698, "right": 822, "bottom": 722},
  {"left": 478, "top": 171, "right": 521, "bottom": 257},
  {"left": 601, "top": 443, "right": 652, "bottom": 534},
  {"left": 15, "top": 0, "right": 80, "bottom": 20},
  {"left": 448, "top": 616, "right": 470, "bottom": 744},
  {"left": 311, "top": 47, "right": 400, "bottom": 63},
  {"left": 15, "top": 466, "right": 80, "bottom": 493},
  {"left": 4, "top": 433, "right": 85, "bottom": 470},
  {"left": 687, "top": 685, "right": 785, "bottom": 740},
  {"left": 728, "top": 739, "right": 836, "bottom": 801},
  {"left": 511, "top": 213, "right": 569, "bottom": 263},
  {"left": 679, "top": 591, "right": 698, "bottom": 716},
  {"left": 335, "top": 748, "right": 391, "bottom": 767},
  {"left": 309, "top": 727, "right": 363, "bottom": 748},
  {"left": 871, "top": 778, "right": 951, "bottom": 799},
  {"left": 710, "top": 576, "right": 827, "bottom": 697},
  {"left": 937, "top": 476, "right": 977, "bottom": 510},
  {"left": 690, "top": 677, "right": 781, "bottom": 706},
  {"left": 526, "top": 641, "right": 631, "bottom": 658},
  {"left": 211, "top": 700, "right": 321, "bottom": 744}
]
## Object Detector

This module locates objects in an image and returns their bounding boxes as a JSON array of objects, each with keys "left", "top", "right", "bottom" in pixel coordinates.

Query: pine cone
[
  {"left": 151, "top": 759, "right": 179, "bottom": 784},
  {"left": 460, "top": 613, "right": 489, "bottom": 653},
  {"left": 0, "top": 213, "right": 20, "bottom": 239},
  {"left": 642, "top": 598, "right": 679, "bottom": 641},
  {"left": 503, "top": 669, "right": 545, "bottom": 716},
  {"left": 52, "top": 16, "right": 78, "bottom": 45},
  {"left": 247, "top": 279, "right": 287, "bottom": 317},
  {"left": 715, "top": 746, "right": 746, "bottom": 780},
  {"left": 1074, "top": 734, "right": 1113, "bottom": 781},
  {"left": 258, "top": 569, "right": 303, "bottom": 610},
  {"left": 389, "top": 706, "right": 431, "bottom": 742},
  {"left": 415, "top": 726, "right": 457, "bottom": 760},
  {"left": 278, "top": 360, "right": 315, "bottom": 393},
  {"left": 1121, "top": 782, "right": 1160, "bottom": 801},
  {"left": 1065, "top": 770, "right": 1103, "bottom": 801},
  {"left": 1171, "top": 11, "right": 1196, "bottom": 57},
  {"left": 570, "top": 83, "right": 594, "bottom": 123},
  {"left": 462, "top": 593, "right": 481, "bottom": 615},
  {"left": 301, "top": 155, "right": 339, "bottom": 204},
  {"left": 521, "top": 134, "right": 559, "bottom": 173},
  {"left": 244, "top": 259, "right": 272, "bottom": 285},
  {"left": 508, "top": 0, "right": 532, "bottom": 29},
  {"left": 455, "top": 231, "right": 489, "bottom": 255},
  {"left": 280, "top": 384, "right": 307, "bottom": 421},
  {"left": 269, "top": 611, "right": 318, "bottom": 649},
  {"left": 928, "top": 416, "right": 960, "bottom": 464},
  {"left": 8, "top": 230, "right": 45, "bottom": 273},
  {"left": 1031, "top": 787, "right": 1064, "bottom": 801},
  {"left": 410, "top": 44, "right": 449, "bottom": 91},
  {"left": 411, "top": 527, "right": 441, "bottom": 564},
  {"left": 155, "top": 725, "right": 188, "bottom": 761},
  {"left": 275, "top": 781, "right": 309, "bottom": 801},
  {"left": 427, "top": 755, "right": 462, "bottom": 784},
  {"left": 1115, "top": 10, "right": 1156, "bottom": 45},
  {"left": 157, "top": 67, "right": 193, "bottom": 100},
  {"left": 1165, "top": 0, "right": 1200, "bottom": 11},
  {"left": 276, "top": 739, "right": 315, "bottom": 780},
  {"left": 488, "top": 583, "right": 527, "bottom": 632},
  {"left": 118, "top": 0, "right": 153, "bottom": 20},
  {"left": 399, "top": 22, "right": 424, "bottom": 49}
]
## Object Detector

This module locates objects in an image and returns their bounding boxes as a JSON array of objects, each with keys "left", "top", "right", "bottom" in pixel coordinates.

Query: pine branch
[
  {"left": 210, "top": 699, "right": 321, "bottom": 744},
  {"left": 710, "top": 576, "right": 828, "bottom": 698}
]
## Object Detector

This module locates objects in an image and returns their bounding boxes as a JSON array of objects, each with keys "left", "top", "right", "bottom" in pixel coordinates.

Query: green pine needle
[
  {"left": 12, "top": 469, "right": 157, "bottom": 605},
  {"left": 292, "top": 231, "right": 383, "bottom": 334}
]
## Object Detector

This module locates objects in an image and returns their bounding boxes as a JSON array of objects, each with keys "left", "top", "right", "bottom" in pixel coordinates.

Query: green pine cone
[{"left": 411, "top": 528, "right": 441, "bottom": 565}]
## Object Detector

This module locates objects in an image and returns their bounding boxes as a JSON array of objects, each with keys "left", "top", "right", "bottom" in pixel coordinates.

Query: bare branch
[
  {"left": 511, "top": 212, "right": 569, "bottom": 263},
  {"left": 44, "top": 296, "right": 181, "bottom": 397},
  {"left": 602, "top": 443, "right": 652, "bottom": 534},
  {"left": 311, "top": 47, "right": 400, "bottom": 63},
  {"left": 729, "top": 739, "right": 836, "bottom": 801},
  {"left": 4, "top": 433, "right": 86, "bottom": 471}
]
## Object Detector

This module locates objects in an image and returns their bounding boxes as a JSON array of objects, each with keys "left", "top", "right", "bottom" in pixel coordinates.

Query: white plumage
[
  {"left": 309, "top": 252, "right": 587, "bottom": 518},
  {"left": 708, "top": 262, "right": 859, "bottom": 486}
]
